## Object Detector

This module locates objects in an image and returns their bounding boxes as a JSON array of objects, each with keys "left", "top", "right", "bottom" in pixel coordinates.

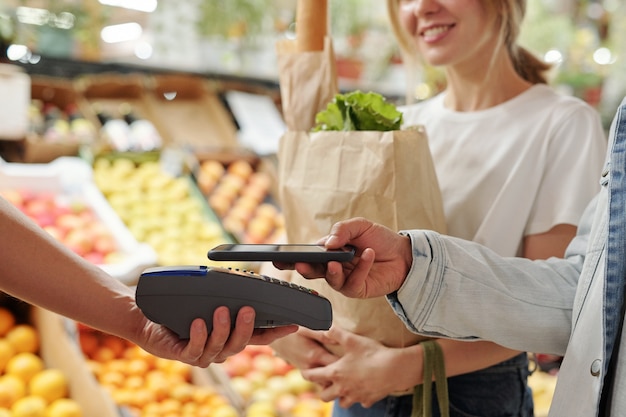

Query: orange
[
  {"left": 0, "top": 407, "right": 11, "bottom": 417},
  {"left": 101, "top": 336, "right": 126, "bottom": 359},
  {"left": 28, "top": 369, "right": 68, "bottom": 403},
  {"left": 0, "top": 308, "right": 16, "bottom": 336},
  {"left": 212, "top": 404, "right": 239, "bottom": 417},
  {"left": 170, "top": 382, "right": 195, "bottom": 403},
  {"left": 0, "top": 374, "right": 26, "bottom": 400},
  {"left": 91, "top": 346, "right": 116, "bottom": 363},
  {"left": 125, "top": 358, "right": 149, "bottom": 377},
  {"left": 0, "top": 339, "right": 16, "bottom": 372},
  {"left": 6, "top": 325, "right": 39, "bottom": 354},
  {"left": 10, "top": 395, "right": 46, "bottom": 417},
  {"left": 5, "top": 353, "right": 45, "bottom": 383},
  {"left": 45, "top": 398, "right": 83, "bottom": 417},
  {"left": 0, "top": 375, "right": 24, "bottom": 408},
  {"left": 77, "top": 331, "right": 99, "bottom": 359}
]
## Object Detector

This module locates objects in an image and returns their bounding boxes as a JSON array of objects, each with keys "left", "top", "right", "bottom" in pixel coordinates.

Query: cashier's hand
[
  {"left": 274, "top": 217, "right": 413, "bottom": 299},
  {"left": 135, "top": 306, "right": 298, "bottom": 368}
]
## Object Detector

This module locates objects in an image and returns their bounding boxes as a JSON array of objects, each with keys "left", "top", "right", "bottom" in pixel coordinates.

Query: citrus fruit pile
[
  {"left": 78, "top": 325, "right": 239, "bottom": 417},
  {"left": 0, "top": 306, "right": 82, "bottom": 417}
]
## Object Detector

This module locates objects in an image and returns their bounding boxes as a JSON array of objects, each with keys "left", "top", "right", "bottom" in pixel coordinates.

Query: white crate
[{"left": 0, "top": 157, "right": 157, "bottom": 285}]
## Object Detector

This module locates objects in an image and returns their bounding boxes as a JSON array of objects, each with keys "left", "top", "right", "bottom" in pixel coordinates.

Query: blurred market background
[{"left": 0, "top": 0, "right": 624, "bottom": 127}]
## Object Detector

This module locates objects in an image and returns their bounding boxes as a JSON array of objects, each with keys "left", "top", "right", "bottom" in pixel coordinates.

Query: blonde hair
[{"left": 387, "top": 0, "right": 551, "bottom": 101}]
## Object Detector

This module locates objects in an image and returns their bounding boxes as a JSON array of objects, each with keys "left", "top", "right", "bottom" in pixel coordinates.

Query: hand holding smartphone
[{"left": 207, "top": 243, "right": 356, "bottom": 263}]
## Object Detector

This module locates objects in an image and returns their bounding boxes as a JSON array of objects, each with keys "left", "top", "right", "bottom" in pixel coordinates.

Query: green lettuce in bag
[{"left": 312, "top": 91, "right": 403, "bottom": 132}]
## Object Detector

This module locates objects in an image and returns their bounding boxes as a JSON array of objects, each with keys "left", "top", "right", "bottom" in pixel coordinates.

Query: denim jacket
[{"left": 387, "top": 97, "right": 626, "bottom": 416}]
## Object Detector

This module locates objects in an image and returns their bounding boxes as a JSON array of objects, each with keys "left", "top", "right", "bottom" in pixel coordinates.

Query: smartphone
[{"left": 207, "top": 243, "right": 356, "bottom": 263}]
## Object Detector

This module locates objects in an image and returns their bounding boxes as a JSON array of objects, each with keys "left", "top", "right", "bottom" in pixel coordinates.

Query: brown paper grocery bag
[
  {"left": 276, "top": 36, "right": 338, "bottom": 131},
  {"left": 275, "top": 0, "right": 336, "bottom": 131},
  {"left": 277, "top": 127, "right": 447, "bottom": 351}
]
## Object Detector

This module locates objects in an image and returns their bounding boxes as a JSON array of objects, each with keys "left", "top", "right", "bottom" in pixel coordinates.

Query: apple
[
  {"left": 64, "top": 229, "right": 94, "bottom": 256},
  {"left": 42, "top": 225, "right": 65, "bottom": 241},
  {"left": 223, "top": 352, "right": 253, "bottom": 377},
  {"left": 272, "top": 356, "right": 294, "bottom": 376},
  {"left": 32, "top": 212, "right": 56, "bottom": 228},
  {"left": 0, "top": 189, "right": 24, "bottom": 207},
  {"left": 229, "top": 376, "right": 255, "bottom": 401},
  {"left": 93, "top": 235, "right": 117, "bottom": 255},
  {"left": 23, "top": 198, "right": 53, "bottom": 218},
  {"left": 284, "top": 369, "right": 315, "bottom": 395},
  {"left": 227, "top": 160, "right": 254, "bottom": 180},
  {"left": 246, "top": 216, "right": 274, "bottom": 244},
  {"left": 56, "top": 213, "right": 86, "bottom": 233},
  {"left": 83, "top": 252, "right": 105, "bottom": 265},
  {"left": 275, "top": 392, "right": 298, "bottom": 413},
  {"left": 252, "top": 353, "right": 277, "bottom": 376},
  {"left": 245, "top": 369, "right": 269, "bottom": 389}
]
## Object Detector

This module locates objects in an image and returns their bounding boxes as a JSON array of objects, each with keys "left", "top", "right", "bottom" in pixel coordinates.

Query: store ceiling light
[
  {"left": 98, "top": 0, "right": 158, "bottom": 13},
  {"left": 134, "top": 42, "right": 153, "bottom": 60},
  {"left": 544, "top": 49, "right": 563, "bottom": 65},
  {"left": 16, "top": 7, "right": 75, "bottom": 29},
  {"left": 6, "top": 44, "right": 29, "bottom": 61},
  {"left": 101, "top": 22, "right": 143, "bottom": 43},
  {"left": 593, "top": 47, "right": 615, "bottom": 66}
]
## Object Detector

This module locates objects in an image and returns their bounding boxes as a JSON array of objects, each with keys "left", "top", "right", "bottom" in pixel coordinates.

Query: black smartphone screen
[{"left": 207, "top": 243, "right": 355, "bottom": 263}]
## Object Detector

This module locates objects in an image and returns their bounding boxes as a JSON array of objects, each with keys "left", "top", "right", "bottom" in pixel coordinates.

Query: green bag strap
[{"left": 411, "top": 340, "right": 450, "bottom": 417}]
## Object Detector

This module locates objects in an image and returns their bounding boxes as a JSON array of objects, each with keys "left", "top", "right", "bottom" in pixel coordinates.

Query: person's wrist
[
  {"left": 399, "top": 233, "right": 413, "bottom": 288},
  {"left": 392, "top": 344, "right": 424, "bottom": 392}
]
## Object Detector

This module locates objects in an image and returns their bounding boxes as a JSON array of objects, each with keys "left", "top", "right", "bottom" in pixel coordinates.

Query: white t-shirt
[{"left": 401, "top": 84, "right": 607, "bottom": 256}]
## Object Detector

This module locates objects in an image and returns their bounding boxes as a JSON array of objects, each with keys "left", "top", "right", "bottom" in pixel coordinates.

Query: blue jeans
[{"left": 332, "top": 353, "right": 533, "bottom": 417}]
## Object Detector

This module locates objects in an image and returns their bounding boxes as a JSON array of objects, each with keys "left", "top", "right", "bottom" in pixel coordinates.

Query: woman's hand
[
  {"left": 270, "top": 327, "right": 339, "bottom": 371},
  {"left": 301, "top": 326, "right": 422, "bottom": 407}
]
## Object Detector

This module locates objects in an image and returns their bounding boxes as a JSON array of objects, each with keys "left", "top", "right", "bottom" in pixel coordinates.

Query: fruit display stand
[
  {"left": 91, "top": 156, "right": 240, "bottom": 268},
  {"left": 32, "top": 306, "right": 120, "bottom": 417},
  {"left": 144, "top": 74, "right": 239, "bottom": 153},
  {"left": 0, "top": 76, "right": 98, "bottom": 164},
  {"left": 218, "top": 346, "right": 332, "bottom": 417},
  {"left": 0, "top": 156, "right": 158, "bottom": 285},
  {"left": 74, "top": 324, "right": 242, "bottom": 417},
  {"left": 194, "top": 157, "right": 285, "bottom": 246},
  {"left": 0, "top": 294, "right": 97, "bottom": 416}
]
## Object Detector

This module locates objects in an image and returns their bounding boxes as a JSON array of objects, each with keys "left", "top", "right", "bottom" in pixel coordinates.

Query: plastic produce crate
[{"left": 0, "top": 156, "right": 157, "bottom": 285}]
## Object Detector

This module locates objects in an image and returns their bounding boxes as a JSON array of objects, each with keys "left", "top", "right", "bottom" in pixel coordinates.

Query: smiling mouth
[{"left": 421, "top": 25, "right": 453, "bottom": 38}]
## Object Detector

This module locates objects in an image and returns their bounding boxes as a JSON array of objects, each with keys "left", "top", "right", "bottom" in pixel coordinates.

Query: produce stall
[{"left": 4, "top": 0, "right": 618, "bottom": 415}]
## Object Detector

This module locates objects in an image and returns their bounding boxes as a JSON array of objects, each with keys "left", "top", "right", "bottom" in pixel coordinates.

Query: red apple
[
  {"left": 42, "top": 225, "right": 64, "bottom": 241},
  {"left": 33, "top": 212, "right": 57, "bottom": 228},
  {"left": 23, "top": 198, "right": 53, "bottom": 218},
  {"left": 83, "top": 252, "right": 105, "bottom": 265},
  {"left": 56, "top": 213, "right": 86, "bottom": 233},
  {"left": 0, "top": 189, "right": 24, "bottom": 207},
  {"left": 272, "top": 356, "right": 294, "bottom": 376},
  {"left": 93, "top": 235, "right": 117, "bottom": 255},
  {"left": 252, "top": 353, "right": 278, "bottom": 376},
  {"left": 223, "top": 352, "right": 253, "bottom": 377},
  {"left": 64, "top": 229, "right": 94, "bottom": 256}
]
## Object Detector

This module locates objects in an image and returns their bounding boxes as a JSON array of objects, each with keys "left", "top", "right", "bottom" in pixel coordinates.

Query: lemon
[
  {"left": 5, "top": 353, "right": 45, "bottom": 383},
  {"left": 45, "top": 398, "right": 83, "bottom": 417},
  {"left": 11, "top": 395, "right": 46, "bottom": 417},
  {"left": 0, "top": 308, "right": 16, "bottom": 336},
  {"left": 0, "top": 339, "right": 16, "bottom": 373},
  {"left": 6, "top": 325, "right": 39, "bottom": 354},
  {"left": 28, "top": 369, "right": 68, "bottom": 403}
]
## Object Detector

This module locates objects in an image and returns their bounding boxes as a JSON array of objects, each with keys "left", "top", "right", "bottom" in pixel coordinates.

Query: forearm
[
  {"left": 0, "top": 198, "right": 144, "bottom": 341},
  {"left": 437, "top": 339, "right": 522, "bottom": 377},
  {"left": 390, "top": 340, "right": 520, "bottom": 390},
  {"left": 392, "top": 230, "right": 581, "bottom": 354}
]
